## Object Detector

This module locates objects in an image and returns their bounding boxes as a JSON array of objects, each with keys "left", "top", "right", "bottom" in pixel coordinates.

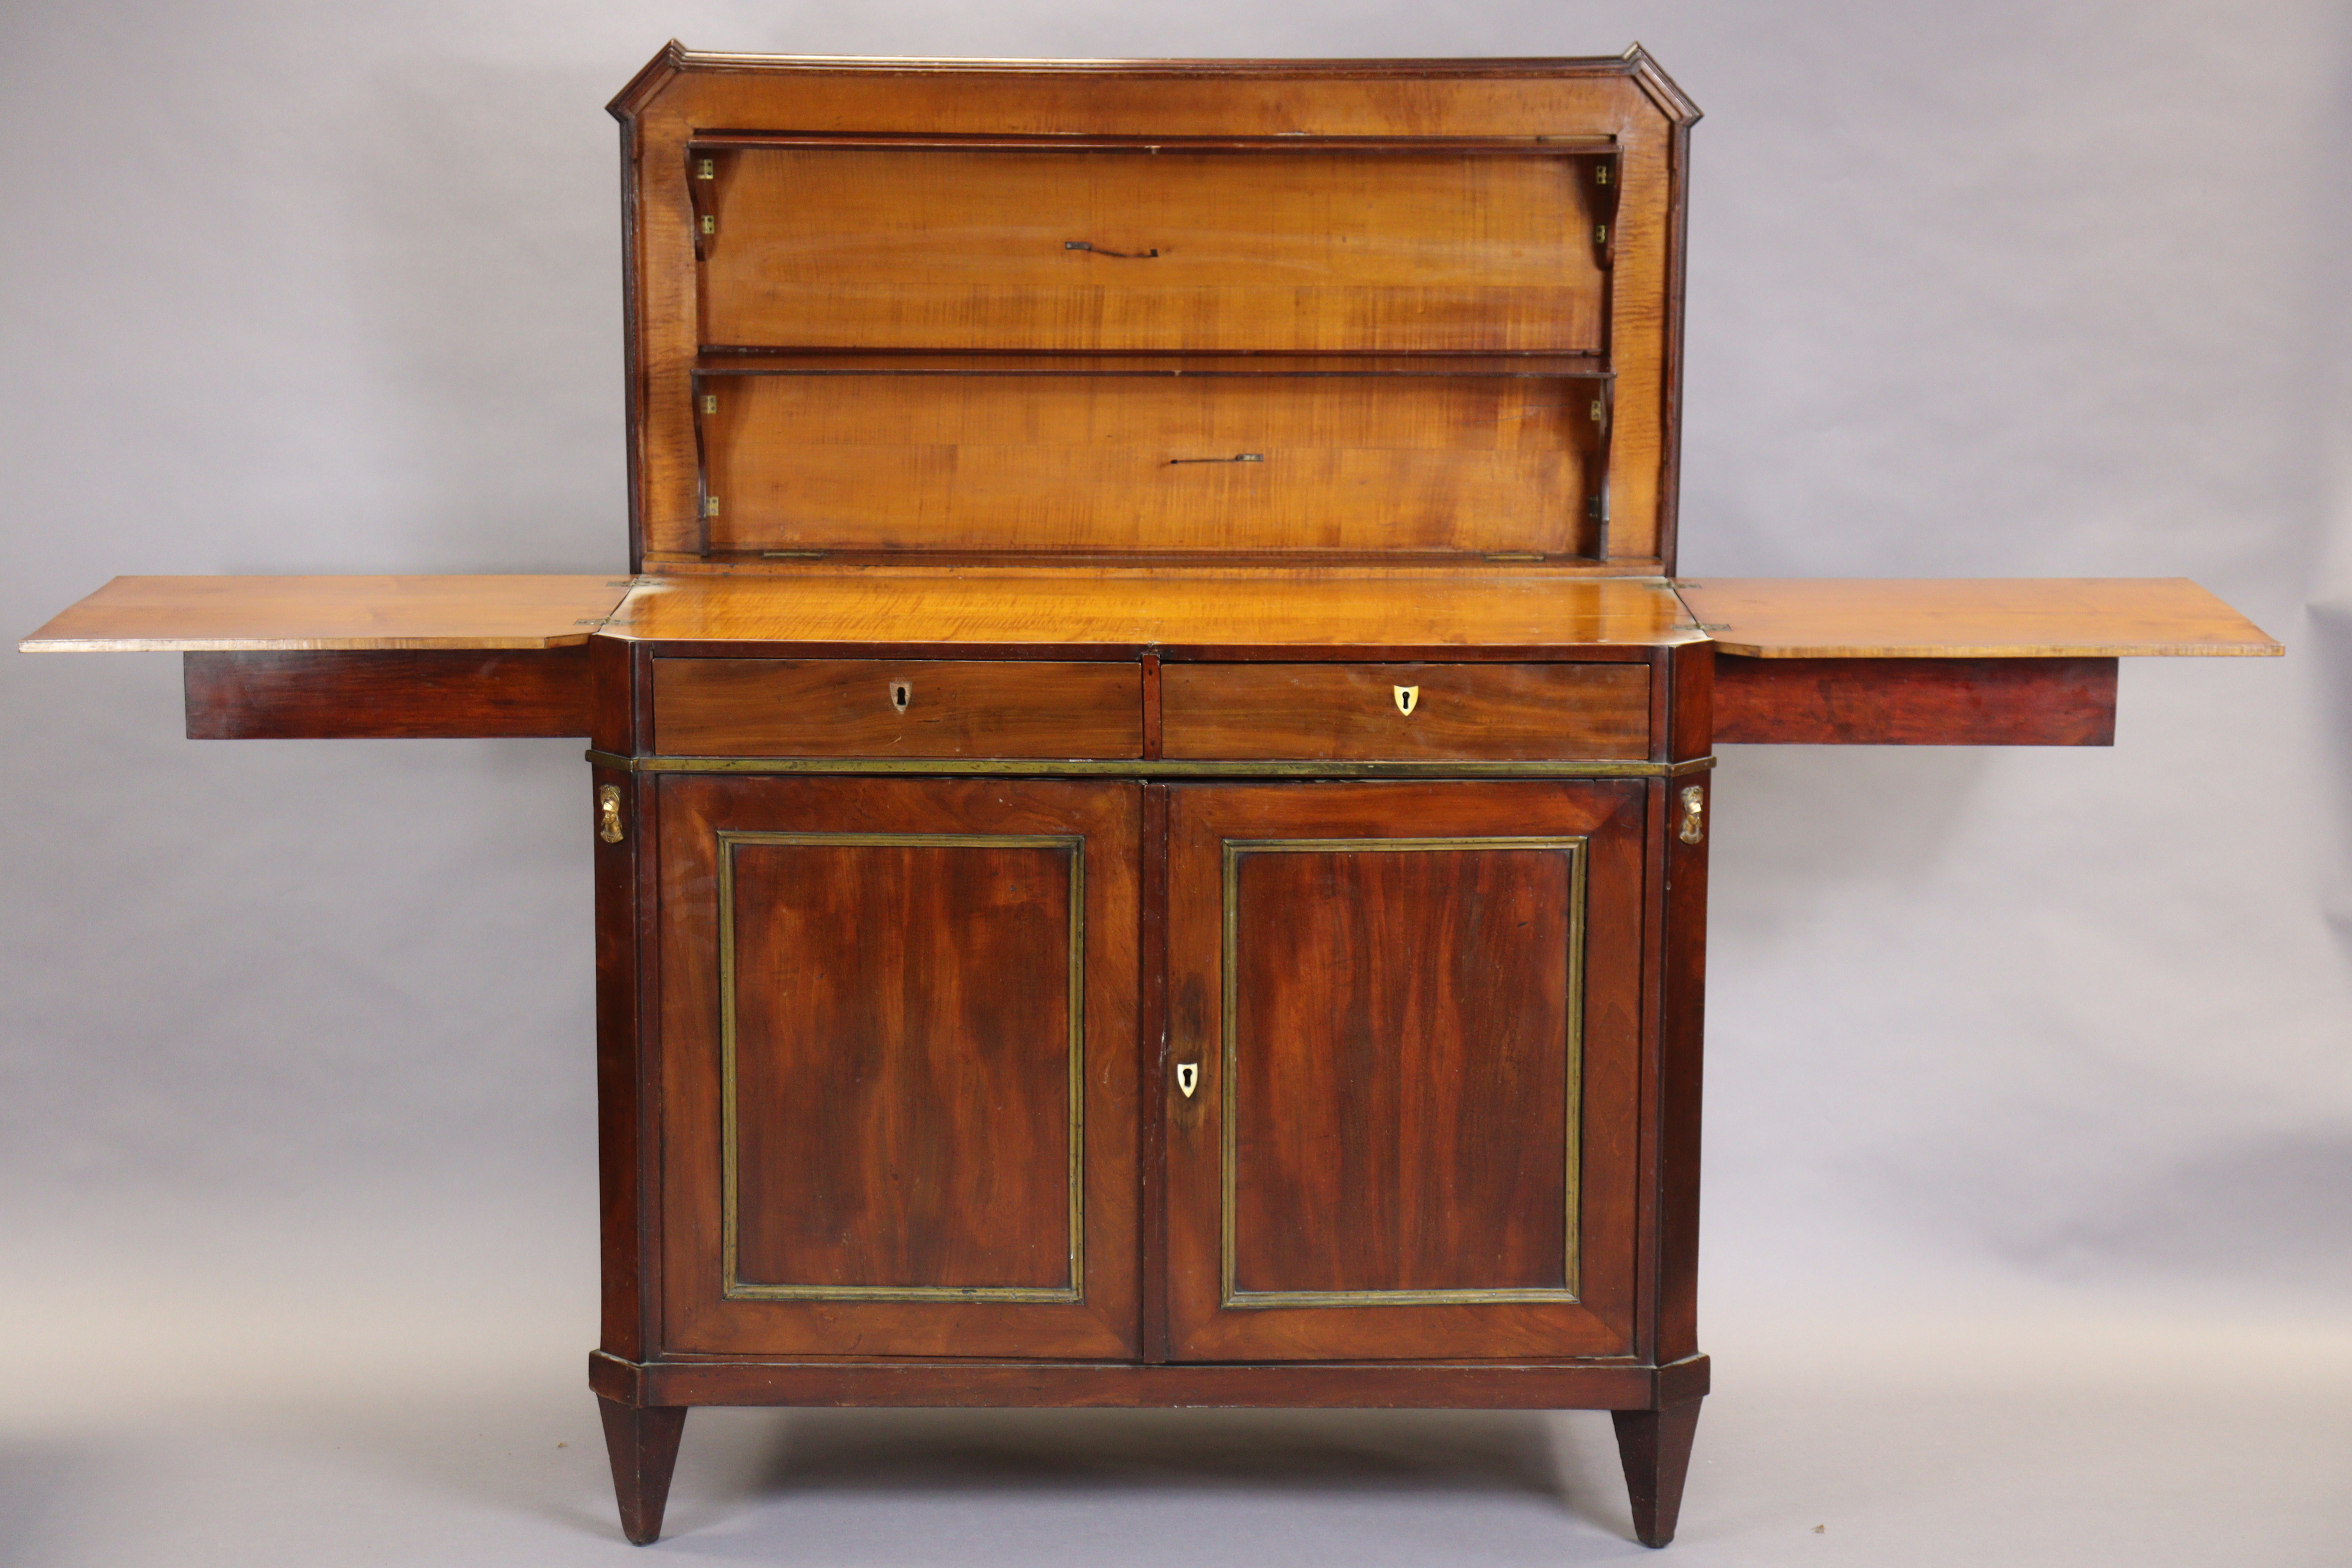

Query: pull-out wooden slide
[{"left": 23, "top": 571, "right": 2279, "bottom": 747}]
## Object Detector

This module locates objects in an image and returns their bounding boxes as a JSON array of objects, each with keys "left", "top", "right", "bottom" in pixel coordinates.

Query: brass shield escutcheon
[
  {"left": 1176, "top": 1062, "right": 1199, "bottom": 1098},
  {"left": 1394, "top": 684, "right": 1419, "bottom": 716}
]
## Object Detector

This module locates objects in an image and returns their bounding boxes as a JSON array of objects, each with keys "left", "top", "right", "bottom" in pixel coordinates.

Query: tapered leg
[
  {"left": 598, "top": 1397, "right": 688, "bottom": 1545},
  {"left": 1612, "top": 1399, "right": 1703, "bottom": 1548}
]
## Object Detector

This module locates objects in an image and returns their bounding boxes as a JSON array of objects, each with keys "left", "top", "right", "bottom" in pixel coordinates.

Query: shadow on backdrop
[{"left": 657, "top": 1407, "right": 1640, "bottom": 1556}]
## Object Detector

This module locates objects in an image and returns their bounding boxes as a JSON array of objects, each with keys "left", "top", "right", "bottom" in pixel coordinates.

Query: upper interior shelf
[{"left": 692, "top": 352, "right": 1606, "bottom": 376}]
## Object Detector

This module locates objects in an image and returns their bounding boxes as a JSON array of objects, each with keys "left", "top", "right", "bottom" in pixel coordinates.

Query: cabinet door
[
  {"left": 658, "top": 776, "right": 1139, "bottom": 1358},
  {"left": 1165, "top": 782, "right": 1645, "bottom": 1361}
]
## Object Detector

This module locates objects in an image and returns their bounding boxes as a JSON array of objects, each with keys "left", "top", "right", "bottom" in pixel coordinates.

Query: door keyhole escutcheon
[
  {"left": 1394, "top": 684, "right": 1419, "bottom": 716},
  {"left": 889, "top": 680, "right": 912, "bottom": 714},
  {"left": 1175, "top": 1062, "right": 1199, "bottom": 1099}
]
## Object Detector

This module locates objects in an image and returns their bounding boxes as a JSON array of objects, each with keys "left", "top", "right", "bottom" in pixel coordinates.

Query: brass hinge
[
  {"left": 701, "top": 393, "right": 718, "bottom": 414},
  {"left": 704, "top": 496, "right": 720, "bottom": 518},
  {"left": 697, "top": 157, "right": 716, "bottom": 181}
]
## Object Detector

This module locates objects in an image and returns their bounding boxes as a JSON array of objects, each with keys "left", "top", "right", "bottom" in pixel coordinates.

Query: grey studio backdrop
[{"left": 2, "top": 2, "right": 2346, "bottom": 1565}]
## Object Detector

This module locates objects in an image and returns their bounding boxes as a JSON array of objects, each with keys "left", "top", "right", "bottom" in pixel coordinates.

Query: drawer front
[
  {"left": 1161, "top": 662, "right": 1650, "bottom": 762},
  {"left": 654, "top": 659, "right": 1143, "bottom": 758}
]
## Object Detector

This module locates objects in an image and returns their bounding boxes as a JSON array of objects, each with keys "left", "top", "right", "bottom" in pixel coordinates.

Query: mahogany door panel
[
  {"left": 1164, "top": 782, "right": 1646, "bottom": 1361},
  {"left": 658, "top": 776, "right": 1140, "bottom": 1357}
]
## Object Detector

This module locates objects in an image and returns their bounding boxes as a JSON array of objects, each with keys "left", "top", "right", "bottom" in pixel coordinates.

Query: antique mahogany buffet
[{"left": 20, "top": 46, "right": 2279, "bottom": 1550}]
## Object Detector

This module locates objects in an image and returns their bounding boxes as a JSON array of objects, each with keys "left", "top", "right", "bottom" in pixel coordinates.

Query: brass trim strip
[
  {"left": 589, "top": 750, "right": 1715, "bottom": 780},
  {"left": 718, "top": 830, "right": 1087, "bottom": 1305},
  {"left": 1219, "top": 835, "right": 1586, "bottom": 1310}
]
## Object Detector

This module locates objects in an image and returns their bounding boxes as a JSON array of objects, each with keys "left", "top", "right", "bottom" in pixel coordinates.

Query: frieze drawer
[
  {"left": 1159, "top": 662, "right": 1651, "bottom": 761},
  {"left": 652, "top": 658, "right": 1144, "bottom": 758}
]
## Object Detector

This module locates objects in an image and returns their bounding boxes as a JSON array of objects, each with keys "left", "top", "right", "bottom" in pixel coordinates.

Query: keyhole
[{"left": 889, "top": 681, "right": 912, "bottom": 714}]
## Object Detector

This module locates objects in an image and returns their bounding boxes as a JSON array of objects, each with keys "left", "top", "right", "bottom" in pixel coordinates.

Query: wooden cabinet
[
  {"left": 15, "top": 43, "right": 2281, "bottom": 1557},
  {"left": 584, "top": 624, "right": 1719, "bottom": 1546}
]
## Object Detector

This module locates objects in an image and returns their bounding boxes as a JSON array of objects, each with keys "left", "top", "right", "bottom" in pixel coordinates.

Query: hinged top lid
[{"left": 610, "top": 46, "right": 1698, "bottom": 576}]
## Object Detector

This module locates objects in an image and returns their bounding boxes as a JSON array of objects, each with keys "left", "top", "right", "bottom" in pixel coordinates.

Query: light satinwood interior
[
  {"left": 677, "top": 135, "right": 1622, "bottom": 564},
  {"left": 608, "top": 570, "right": 1697, "bottom": 651},
  {"left": 695, "top": 145, "right": 1610, "bottom": 354},
  {"left": 698, "top": 370, "right": 1609, "bottom": 558}
]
